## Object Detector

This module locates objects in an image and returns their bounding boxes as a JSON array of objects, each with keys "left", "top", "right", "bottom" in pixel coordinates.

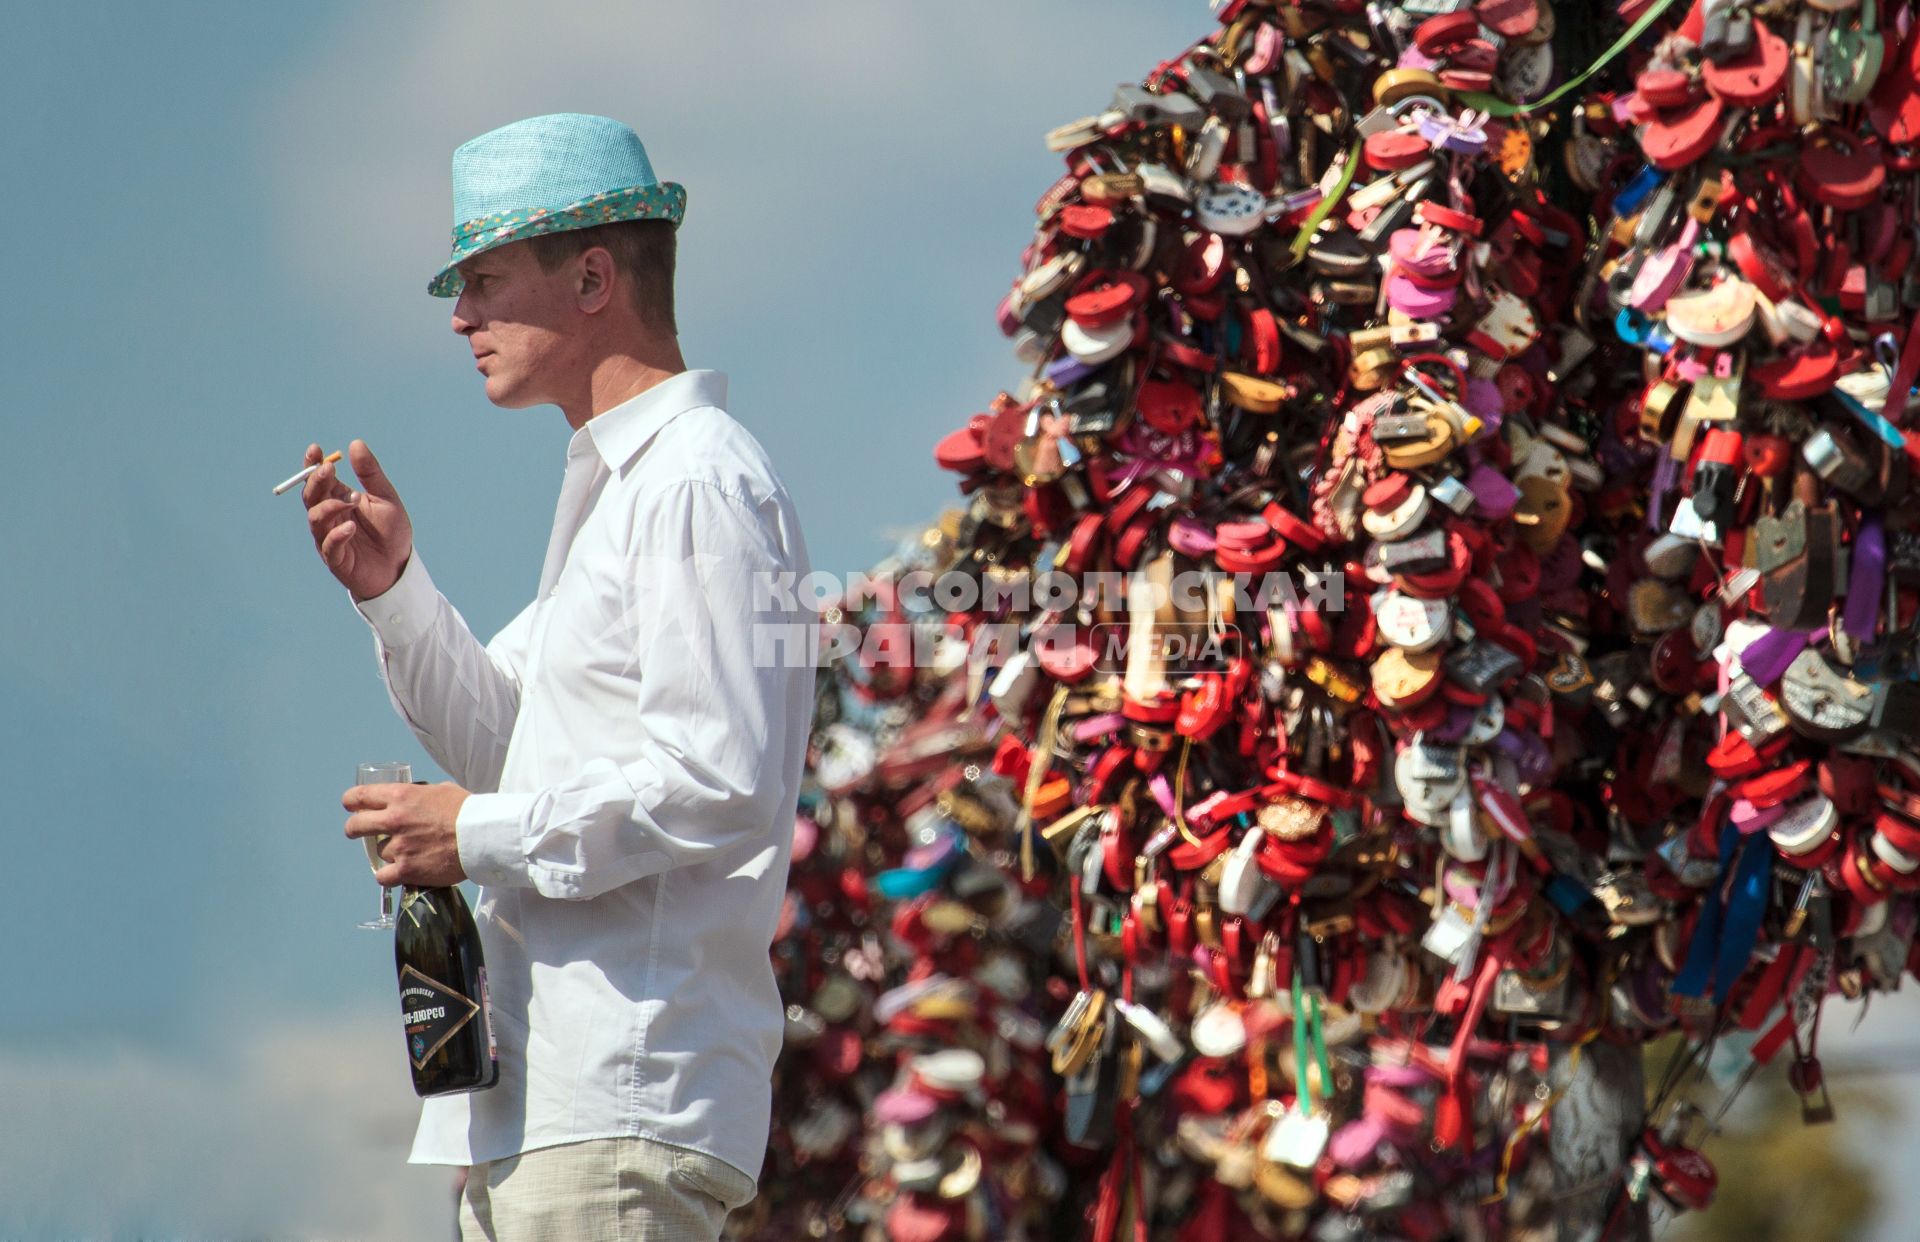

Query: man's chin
[{"left": 483, "top": 376, "right": 537, "bottom": 409}]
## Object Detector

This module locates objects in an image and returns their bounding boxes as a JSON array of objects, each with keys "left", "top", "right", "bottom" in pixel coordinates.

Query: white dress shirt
[{"left": 352, "top": 369, "right": 815, "bottom": 1181}]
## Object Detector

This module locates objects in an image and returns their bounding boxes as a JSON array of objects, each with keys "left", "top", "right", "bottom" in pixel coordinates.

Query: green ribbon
[
  {"left": 1309, "top": 990, "right": 1331, "bottom": 1098},
  {"left": 1288, "top": 139, "right": 1364, "bottom": 260},
  {"left": 1457, "top": 0, "right": 1682, "bottom": 118},
  {"left": 1290, "top": 969, "right": 1331, "bottom": 1116},
  {"left": 1291, "top": 969, "right": 1312, "bottom": 1114}
]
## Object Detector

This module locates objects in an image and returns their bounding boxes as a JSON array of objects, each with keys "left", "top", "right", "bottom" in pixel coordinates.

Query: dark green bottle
[{"left": 394, "top": 885, "right": 498, "bottom": 1097}]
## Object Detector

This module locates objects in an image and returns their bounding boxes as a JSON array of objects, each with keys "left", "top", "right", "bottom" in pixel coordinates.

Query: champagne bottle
[{"left": 394, "top": 885, "right": 499, "bottom": 1097}]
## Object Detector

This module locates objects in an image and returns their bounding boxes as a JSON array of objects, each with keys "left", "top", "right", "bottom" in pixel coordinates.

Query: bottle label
[
  {"left": 477, "top": 966, "right": 498, "bottom": 1064},
  {"left": 398, "top": 964, "right": 480, "bottom": 1071}
]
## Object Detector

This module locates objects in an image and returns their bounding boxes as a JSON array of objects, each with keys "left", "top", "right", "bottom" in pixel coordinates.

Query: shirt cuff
[
  {"left": 352, "top": 553, "right": 439, "bottom": 650},
  {"left": 456, "top": 790, "right": 536, "bottom": 888}
]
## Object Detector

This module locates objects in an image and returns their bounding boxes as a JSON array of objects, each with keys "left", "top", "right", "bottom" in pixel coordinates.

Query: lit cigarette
[{"left": 274, "top": 451, "right": 343, "bottom": 496}]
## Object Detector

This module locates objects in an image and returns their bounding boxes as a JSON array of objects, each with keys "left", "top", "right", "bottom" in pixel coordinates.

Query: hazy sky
[
  {"left": 0, "top": 2, "right": 1914, "bottom": 1238},
  {"left": 0, "top": 1, "right": 1198, "bottom": 1234}
]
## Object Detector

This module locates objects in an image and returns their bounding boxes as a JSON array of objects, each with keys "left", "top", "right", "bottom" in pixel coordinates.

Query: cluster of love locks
[{"left": 733, "top": 0, "right": 1920, "bottom": 1238}]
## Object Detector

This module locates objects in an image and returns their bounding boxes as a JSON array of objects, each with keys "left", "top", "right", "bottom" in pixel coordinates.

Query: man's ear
[{"left": 576, "top": 246, "right": 617, "bottom": 314}]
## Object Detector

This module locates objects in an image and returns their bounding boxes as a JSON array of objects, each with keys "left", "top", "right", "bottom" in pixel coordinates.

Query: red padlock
[{"left": 1643, "top": 1131, "right": 1718, "bottom": 1211}]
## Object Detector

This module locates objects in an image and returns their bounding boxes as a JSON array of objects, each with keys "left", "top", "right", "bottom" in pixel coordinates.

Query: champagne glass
[{"left": 355, "top": 761, "right": 410, "bottom": 930}]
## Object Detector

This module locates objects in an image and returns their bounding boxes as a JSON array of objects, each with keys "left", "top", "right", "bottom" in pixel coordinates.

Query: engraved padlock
[{"left": 1780, "top": 648, "right": 1877, "bottom": 741}]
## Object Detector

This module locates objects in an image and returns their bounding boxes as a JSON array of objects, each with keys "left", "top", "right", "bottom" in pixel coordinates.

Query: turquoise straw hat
[{"left": 428, "top": 113, "right": 685, "bottom": 297}]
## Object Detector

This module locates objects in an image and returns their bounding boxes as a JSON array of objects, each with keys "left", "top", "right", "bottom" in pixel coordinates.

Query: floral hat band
[{"left": 429, "top": 113, "right": 687, "bottom": 299}]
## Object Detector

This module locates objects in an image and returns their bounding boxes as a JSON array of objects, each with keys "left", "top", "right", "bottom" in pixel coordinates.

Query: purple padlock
[
  {"left": 1466, "top": 460, "right": 1521, "bottom": 519},
  {"left": 1046, "top": 354, "right": 1102, "bottom": 388},
  {"left": 1386, "top": 272, "right": 1457, "bottom": 318},
  {"left": 1464, "top": 376, "right": 1505, "bottom": 438},
  {"left": 1493, "top": 726, "right": 1552, "bottom": 786},
  {"left": 1426, "top": 704, "right": 1479, "bottom": 745},
  {"left": 1390, "top": 228, "right": 1458, "bottom": 281},
  {"left": 1414, "top": 110, "right": 1488, "bottom": 155}
]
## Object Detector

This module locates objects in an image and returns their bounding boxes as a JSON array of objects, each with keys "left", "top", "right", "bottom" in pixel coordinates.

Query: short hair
[{"left": 525, "top": 218, "right": 677, "bottom": 335}]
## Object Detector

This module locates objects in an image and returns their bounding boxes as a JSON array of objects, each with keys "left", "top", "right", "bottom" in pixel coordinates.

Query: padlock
[
  {"left": 1780, "top": 648, "right": 1877, "bottom": 740},
  {"left": 1261, "top": 1108, "right": 1332, "bottom": 1170},
  {"left": 783, "top": 5, "right": 1920, "bottom": 1235},
  {"left": 1644, "top": 1131, "right": 1719, "bottom": 1211},
  {"left": 1802, "top": 424, "right": 1877, "bottom": 500},
  {"left": 1755, "top": 499, "right": 1842, "bottom": 630},
  {"left": 1688, "top": 426, "right": 1745, "bottom": 526},
  {"left": 1787, "top": 1054, "right": 1837, "bottom": 1124}
]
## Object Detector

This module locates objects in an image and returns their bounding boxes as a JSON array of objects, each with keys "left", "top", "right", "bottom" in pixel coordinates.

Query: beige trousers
[{"left": 457, "top": 1135, "right": 757, "bottom": 1242}]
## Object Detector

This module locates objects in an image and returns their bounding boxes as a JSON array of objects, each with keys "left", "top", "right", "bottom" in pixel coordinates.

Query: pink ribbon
[{"left": 1108, "top": 422, "right": 1212, "bottom": 495}]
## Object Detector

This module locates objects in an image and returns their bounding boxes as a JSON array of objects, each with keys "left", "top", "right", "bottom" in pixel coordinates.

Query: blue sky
[
  {"left": 0, "top": 1, "right": 1200, "bottom": 1234},
  {"left": 0, "top": 1, "right": 1914, "bottom": 1237}
]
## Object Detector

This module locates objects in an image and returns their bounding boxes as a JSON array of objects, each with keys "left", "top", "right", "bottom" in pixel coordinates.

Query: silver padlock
[
  {"left": 1780, "top": 647, "right": 1877, "bottom": 741},
  {"left": 1592, "top": 869, "right": 1662, "bottom": 927},
  {"left": 1261, "top": 1107, "right": 1332, "bottom": 1170},
  {"left": 1422, "top": 902, "right": 1479, "bottom": 966},
  {"left": 1722, "top": 671, "right": 1793, "bottom": 744},
  {"left": 1492, "top": 964, "right": 1571, "bottom": 1018}
]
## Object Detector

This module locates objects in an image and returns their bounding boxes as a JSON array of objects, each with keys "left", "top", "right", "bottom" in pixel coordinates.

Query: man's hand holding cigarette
[
  {"left": 301, "top": 440, "right": 414, "bottom": 602},
  {"left": 296, "top": 440, "right": 468, "bottom": 884}
]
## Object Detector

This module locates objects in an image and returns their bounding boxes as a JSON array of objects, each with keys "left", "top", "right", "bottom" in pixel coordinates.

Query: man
[{"left": 297, "top": 112, "right": 815, "bottom": 1240}]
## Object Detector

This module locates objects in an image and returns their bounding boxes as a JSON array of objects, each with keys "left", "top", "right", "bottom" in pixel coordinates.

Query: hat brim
[{"left": 428, "top": 181, "right": 686, "bottom": 297}]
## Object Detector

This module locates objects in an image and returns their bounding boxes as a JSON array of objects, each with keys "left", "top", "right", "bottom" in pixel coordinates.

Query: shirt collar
[{"left": 578, "top": 369, "right": 728, "bottom": 472}]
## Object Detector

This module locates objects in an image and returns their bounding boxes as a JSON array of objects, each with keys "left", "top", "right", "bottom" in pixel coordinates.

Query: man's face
[{"left": 448, "top": 241, "right": 584, "bottom": 408}]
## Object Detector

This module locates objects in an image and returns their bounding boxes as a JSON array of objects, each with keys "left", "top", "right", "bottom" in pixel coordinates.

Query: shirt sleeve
[
  {"left": 453, "top": 480, "right": 806, "bottom": 900},
  {"left": 353, "top": 552, "right": 536, "bottom": 794}
]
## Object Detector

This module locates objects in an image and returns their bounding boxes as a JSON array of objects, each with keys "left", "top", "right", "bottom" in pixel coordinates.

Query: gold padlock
[
  {"left": 1682, "top": 354, "right": 1745, "bottom": 426},
  {"left": 1380, "top": 413, "right": 1456, "bottom": 469}
]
